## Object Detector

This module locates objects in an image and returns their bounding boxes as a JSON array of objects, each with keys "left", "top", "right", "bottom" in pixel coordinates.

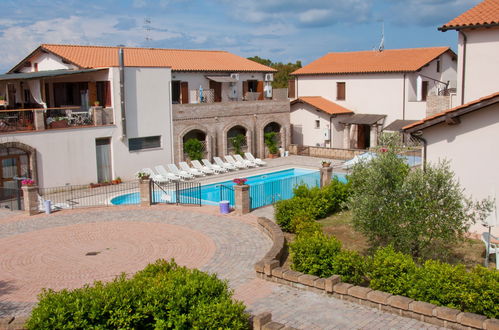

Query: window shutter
[
  {"left": 257, "top": 81, "right": 264, "bottom": 100},
  {"left": 337, "top": 82, "right": 345, "bottom": 100},
  {"left": 288, "top": 79, "right": 295, "bottom": 99},
  {"left": 181, "top": 82, "right": 189, "bottom": 104}
]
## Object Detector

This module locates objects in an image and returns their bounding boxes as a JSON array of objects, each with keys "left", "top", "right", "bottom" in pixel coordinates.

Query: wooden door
[
  {"left": 288, "top": 79, "right": 295, "bottom": 98},
  {"left": 181, "top": 82, "right": 189, "bottom": 104},
  {"left": 257, "top": 81, "right": 264, "bottom": 100},
  {"left": 209, "top": 80, "right": 222, "bottom": 102}
]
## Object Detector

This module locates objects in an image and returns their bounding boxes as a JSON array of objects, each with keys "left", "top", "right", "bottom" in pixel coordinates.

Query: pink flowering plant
[
  {"left": 232, "top": 178, "right": 248, "bottom": 186},
  {"left": 21, "top": 179, "right": 35, "bottom": 186}
]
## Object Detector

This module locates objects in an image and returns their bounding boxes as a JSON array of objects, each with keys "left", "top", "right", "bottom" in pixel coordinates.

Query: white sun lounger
[
  {"left": 213, "top": 157, "right": 237, "bottom": 170},
  {"left": 244, "top": 152, "right": 266, "bottom": 166},
  {"left": 38, "top": 195, "right": 70, "bottom": 212},
  {"left": 225, "top": 155, "right": 246, "bottom": 169},
  {"left": 192, "top": 160, "right": 216, "bottom": 174},
  {"left": 152, "top": 166, "right": 181, "bottom": 182},
  {"left": 167, "top": 164, "right": 194, "bottom": 180},
  {"left": 139, "top": 168, "right": 171, "bottom": 183},
  {"left": 234, "top": 154, "right": 257, "bottom": 167},
  {"left": 179, "top": 161, "right": 205, "bottom": 177},
  {"left": 202, "top": 159, "right": 228, "bottom": 173}
]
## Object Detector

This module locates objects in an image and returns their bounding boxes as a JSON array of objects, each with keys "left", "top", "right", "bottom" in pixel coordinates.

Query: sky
[{"left": 0, "top": 0, "right": 480, "bottom": 72}]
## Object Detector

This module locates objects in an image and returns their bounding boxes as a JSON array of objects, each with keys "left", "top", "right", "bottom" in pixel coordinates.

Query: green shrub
[
  {"left": 264, "top": 131, "right": 278, "bottom": 155},
  {"left": 183, "top": 138, "right": 204, "bottom": 161},
  {"left": 230, "top": 134, "right": 246, "bottom": 156},
  {"left": 291, "top": 213, "right": 322, "bottom": 236},
  {"left": 331, "top": 250, "right": 368, "bottom": 285},
  {"left": 290, "top": 232, "right": 342, "bottom": 277},
  {"left": 26, "top": 259, "right": 249, "bottom": 329},
  {"left": 368, "top": 246, "right": 416, "bottom": 296},
  {"left": 275, "top": 197, "right": 316, "bottom": 232}
]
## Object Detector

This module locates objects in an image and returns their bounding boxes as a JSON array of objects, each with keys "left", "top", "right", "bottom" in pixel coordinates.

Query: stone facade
[
  {"left": 172, "top": 100, "right": 290, "bottom": 162},
  {"left": 426, "top": 94, "right": 452, "bottom": 117}
]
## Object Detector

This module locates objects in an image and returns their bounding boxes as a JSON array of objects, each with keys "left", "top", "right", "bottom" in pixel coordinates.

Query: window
[
  {"left": 96, "top": 81, "right": 111, "bottom": 107},
  {"left": 422, "top": 81, "right": 428, "bottom": 101},
  {"left": 336, "top": 82, "right": 346, "bottom": 100},
  {"left": 436, "top": 59, "right": 440, "bottom": 73},
  {"left": 171, "top": 81, "right": 180, "bottom": 103},
  {"left": 128, "top": 136, "right": 161, "bottom": 151},
  {"left": 315, "top": 120, "right": 320, "bottom": 129}
]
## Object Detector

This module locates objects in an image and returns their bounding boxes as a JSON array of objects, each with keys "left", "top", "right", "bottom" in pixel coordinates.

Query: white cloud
[{"left": 299, "top": 9, "right": 332, "bottom": 24}]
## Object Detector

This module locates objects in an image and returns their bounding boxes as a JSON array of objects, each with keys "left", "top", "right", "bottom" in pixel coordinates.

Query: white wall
[
  {"left": 423, "top": 103, "right": 499, "bottom": 235},
  {"left": 20, "top": 52, "right": 78, "bottom": 73},
  {"left": 457, "top": 27, "right": 499, "bottom": 104}
]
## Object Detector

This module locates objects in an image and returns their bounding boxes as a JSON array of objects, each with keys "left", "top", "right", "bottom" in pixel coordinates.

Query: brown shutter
[
  {"left": 288, "top": 79, "right": 295, "bottom": 99},
  {"left": 337, "top": 82, "right": 345, "bottom": 100},
  {"left": 88, "top": 81, "right": 97, "bottom": 105},
  {"left": 257, "top": 81, "right": 264, "bottom": 100},
  {"left": 105, "top": 81, "right": 112, "bottom": 107},
  {"left": 422, "top": 81, "right": 428, "bottom": 101},
  {"left": 242, "top": 81, "right": 249, "bottom": 99},
  {"left": 181, "top": 82, "right": 189, "bottom": 104},
  {"left": 209, "top": 80, "right": 222, "bottom": 102}
]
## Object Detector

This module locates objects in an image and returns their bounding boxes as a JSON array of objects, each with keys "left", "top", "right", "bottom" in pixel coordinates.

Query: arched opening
[
  {"left": 263, "top": 122, "right": 282, "bottom": 156},
  {"left": 0, "top": 145, "right": 32, "bottom": 204},
  {"left": 226, "top": 125, "right": 248, "bottom": 155},
  {"left": 182, "top": 129, "right": 207, "bottom": 161}
]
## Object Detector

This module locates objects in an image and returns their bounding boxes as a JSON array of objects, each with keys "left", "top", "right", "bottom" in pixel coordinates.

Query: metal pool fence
[
  {"left": 249, "top": 172, "right": 320, "bottom": 209},
  {"left": 0, "top": 187, "right": 24, "bottom": 211},
  {"left": 151, "top": 181, "right": 202, "bottom": 206},
  {"left": 38, "top": 181, "right": 139, "bottom": 209},
  {"left": 219, "top": 184, "right": 234, "bottom": 206}
]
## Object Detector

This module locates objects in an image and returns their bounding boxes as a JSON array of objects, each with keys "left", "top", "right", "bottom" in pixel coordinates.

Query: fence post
[
  {"left": 234, "top": 184, "right": 250, "bottom": 215},
  {"left": 34, "top": 109, "right": 46, "bottom": 130},
  {"left": 22, "top": 185, "right": 39, "bottom": 215},
  {"left": 320, "top": 166, "right": 333, "bottom": 188},
  {"left": 139, "top": 178, "right": 152, "bottom": 206}
]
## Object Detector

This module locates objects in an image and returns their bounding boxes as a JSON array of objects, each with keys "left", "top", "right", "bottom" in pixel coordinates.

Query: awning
[
  {"left": 206, "top": 76, "right": 237, "bottom": 83},
  {"left": 383, "top": 119, "right": 418, "bottom": 132},
  {"left": 339, "top": 114, "right": 386, "bottom": 125},
  {"left": 0, "top": 68, "right": 107, "bottom": 81}
]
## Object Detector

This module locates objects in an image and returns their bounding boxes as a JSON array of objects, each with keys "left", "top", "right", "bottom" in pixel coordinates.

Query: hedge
[{"left": 26, "top": 259, "right": 250, "bottom": 329}]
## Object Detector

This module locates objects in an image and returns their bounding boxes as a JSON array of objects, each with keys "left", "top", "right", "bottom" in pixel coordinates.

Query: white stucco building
[
  {"left": 0, "top": 44, "right": 280, "bottom": 190},
  {"left": 290, "top": 47, "right": 457, "bottom": 149},
  {"left": 404, "top": 0, "right": 499, "bottom": 235}
]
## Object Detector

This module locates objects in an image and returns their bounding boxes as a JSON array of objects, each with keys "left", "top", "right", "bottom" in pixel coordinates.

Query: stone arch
[
  {"left": 177, "top": 125, "right": 211, "bottom": 162},
  {"left": 258, "top": 119, "right": 287, "bottom": 158},
  {"left": 222, "top": 122, "right": 253, "bottom": 156},
  {"left": 0, "top": 141, "right": 38, "bottom": 186}
]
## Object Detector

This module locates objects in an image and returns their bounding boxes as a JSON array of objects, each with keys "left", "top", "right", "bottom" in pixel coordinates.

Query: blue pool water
[{"left": 111, "top": 168, "right": 347, "bottom": 208}]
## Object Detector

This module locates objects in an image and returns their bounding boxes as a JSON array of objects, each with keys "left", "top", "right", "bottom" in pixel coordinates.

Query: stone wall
[
  {"left": 173, "top": 100, "right": 290, "bottom": 162},
  {"left": 254, "top": 217, "right": 499, "bottom": 330},
  {"left": 288, "top": 144, "right": 365, "bottom": 160},
  {"left": 426, "top": 94, "right": 451, "bottom": 117}
]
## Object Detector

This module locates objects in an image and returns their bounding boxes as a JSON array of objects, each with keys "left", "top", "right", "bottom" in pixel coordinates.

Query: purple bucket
[{"left": 219, "top": 200, "right": 230, "bottom": 214}]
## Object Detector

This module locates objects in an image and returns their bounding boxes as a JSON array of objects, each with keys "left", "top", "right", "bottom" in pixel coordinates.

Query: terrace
[{"left": 0, "top": 69, "right": 114, "bottom": 134}]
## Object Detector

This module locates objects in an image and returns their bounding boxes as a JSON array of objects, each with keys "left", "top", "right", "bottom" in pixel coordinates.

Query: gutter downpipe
[
  {"left": 119, "top": 48, "right": 127, "bottom": 139},
  {"left": 168, "top": 79, "right": 175, "bottom": 162},
  {"left": 330, "top": 115, "right": 333, "bottom": 148},
  {"left": 411, "top": 132, "right": 427, "bottom": 172},
  {"left": 460, "top": 30, "right": 467, "bottom": 105},
  {"left": 402, "top": 73, "right": 406, "bottom": 120}
]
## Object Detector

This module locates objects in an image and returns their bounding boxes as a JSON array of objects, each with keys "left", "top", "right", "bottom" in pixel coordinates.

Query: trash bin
[
  {"left": 219, "top": 200, "right": 230, "bottom": 214},
  {"left": 44, "top": 200, "right": 52, "bottom": 214}
]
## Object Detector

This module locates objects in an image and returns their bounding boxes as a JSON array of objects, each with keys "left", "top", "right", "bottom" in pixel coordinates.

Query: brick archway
[
  {"left": 177, "top": 125, "right": 210, "bottom": 162},
  {"left": 0, "top": 141, "right": 38, "bottom": 186},
  {"left": 222, "top": 123, "right": 253, "bottom": 156}
]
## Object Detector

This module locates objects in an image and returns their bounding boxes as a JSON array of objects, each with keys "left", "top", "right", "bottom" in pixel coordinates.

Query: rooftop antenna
[
  {"left": 378, "top": 20, "right": 385, "bottom": 52},
  {"left": 144, "top": 17, "right": 152, "bottom": 44}
]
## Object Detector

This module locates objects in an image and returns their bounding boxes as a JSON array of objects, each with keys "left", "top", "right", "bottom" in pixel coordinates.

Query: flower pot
[
  {"left": 50, "top": 120, "right": 69, "bottom": 129},
  {"left": 322, "top": 163, "right": 331, "bottom": 168},
  {"left": 269, "top": 153, "right": 279, "bottom": 159}
]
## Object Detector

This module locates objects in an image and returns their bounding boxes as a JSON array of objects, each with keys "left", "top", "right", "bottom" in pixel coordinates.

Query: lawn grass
[{"left": 283, "top": 210, "right": 496, "bottom": 270}]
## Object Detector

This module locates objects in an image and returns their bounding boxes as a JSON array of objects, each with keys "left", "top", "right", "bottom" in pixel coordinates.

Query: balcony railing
[{"left": 0, "top": 109, "right": 35, "bottom": 133}]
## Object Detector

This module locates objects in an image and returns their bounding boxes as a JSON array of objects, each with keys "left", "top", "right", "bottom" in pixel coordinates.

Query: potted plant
[
  {"left": 137, "top": 172, "right": 150, "bottom": 181},
  {"left": 233, "top": 178, "right": 248, "bottom": 186},
  {"left": 94, "top": 100, "right": 100, "bottom": 106},
  {"left": 112, "top": 177, "right": 122, "bottom": 184},
  {"left": 183, "top": 138, "right": 204, "bottom": 161},
  {"left": 321, "top": 160, "right": 331, "bottom": 167},
  {"left": 49, "top": 117, "right": 69, "bottom": 129},
  {"left": 21, "top": 179, "right": 35, "bottom": 187},
  {"left": 264, "top": 132, "right": 279, "bottom": 158},
  {"left": 229, "top": 134, "right": 246, "bottom": 156}
]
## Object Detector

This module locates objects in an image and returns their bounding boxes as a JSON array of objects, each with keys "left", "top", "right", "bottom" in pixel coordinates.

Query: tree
[
  {"left": 247, "top": 56, "right": 302, "bottom": 89},
  {"left": 348, "top": 145, "right": 492, "bottom": 260}
]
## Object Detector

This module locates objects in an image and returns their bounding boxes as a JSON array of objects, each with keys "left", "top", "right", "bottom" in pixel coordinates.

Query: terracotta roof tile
[
  {"left": 38, "top": 44, "right": 275, "bottom": 72},
  {"left": 291, "top": 96, "right": 354, "bottom": 115},
  {"left": 403, "top": 91, "right": 499, "bottom": 131},
  {"left": 440, "top": 0, "right": 499, "bottom": 31},
  {"left": 292, "top": 47, "right": 452, "bottom": 75}
]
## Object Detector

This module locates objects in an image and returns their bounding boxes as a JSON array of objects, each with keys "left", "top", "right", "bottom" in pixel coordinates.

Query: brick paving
[{"left": 0, "top": 205, "right": 441, "bottom": 329}]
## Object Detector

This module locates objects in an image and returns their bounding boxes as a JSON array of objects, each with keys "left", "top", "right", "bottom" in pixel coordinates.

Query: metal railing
[
  {"left": 0, "top": 109, "right": 35, "bottom": 133},
  {"left": 151, "top": 180, "right": 202, "bottom": 206},
  {"left": 45, "top": 107, "right": 93, "bottom": 129},
  {"left": 39, "top": 181, "right": 139, "bottom": 208},
  {"left": 0, "top": 187, "right": 24, "bottom": 210},
  {"left": 219, "top": 184, "right": 234, "bottom": 206},
  {"left": 249, "top": 172, "right": 320, "bottom": 209}
]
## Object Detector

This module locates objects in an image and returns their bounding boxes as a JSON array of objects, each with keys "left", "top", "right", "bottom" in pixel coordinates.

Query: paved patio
[{"left": 0, "top": 205, "right": 442, "bottom": 329}]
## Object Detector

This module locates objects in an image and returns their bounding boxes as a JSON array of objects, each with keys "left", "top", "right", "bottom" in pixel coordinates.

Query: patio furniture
[
  {"left": 191, "top": 160, "right": 216, "bottom": 174},
  {"left": 224, "top": 155, "right": 246, "bottom": 169},
  {"left": 138, "top": 168, "right": 171, "bottom": 183},
  {"left": 481, "top": 232, "right": 499, "bottom": 269},
  {"left": 167, "top": 164, "right": 195, "bottom": 180},
  {"left": 244, "top": 152, "right": 266, "bottom": 166},
  {"left": 213, "top": 157, "right": 237, "bottom": 171},
  {"left": 153, "top": 165, "right": 182, "bottom": 182},
  {"left": 179, "top": 161, "right": 205, "bottom": 177},
  {"left": 202, "top": 159, "right": 228, "bottom": 173},
  {"left": 38, "top": 195, "right": 70, "bottom": 212},
  {"left": 234, "top": 154, "right": 257, "bottom": 167}
]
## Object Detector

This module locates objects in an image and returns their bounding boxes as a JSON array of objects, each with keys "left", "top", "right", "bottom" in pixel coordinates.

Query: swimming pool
[{"left": 111, "top": 168, "right": 347, "bottom": 208}]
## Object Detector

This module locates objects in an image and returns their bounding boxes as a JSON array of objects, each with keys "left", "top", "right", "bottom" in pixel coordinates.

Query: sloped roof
[
  {"left": 291, "top": 96, "right": 354, "bottom": 115},
  {"left": 439, "top": 0, "right": 499, "bottom": 31},
  {"left": 292, "top": 47, "right": 453, "bottom": 75},
  {"left": 403, "top": 91, "right": 499, "bottom": 132},
  {"left": 10, "top": 44, "right": 276, "bottom": 73}
]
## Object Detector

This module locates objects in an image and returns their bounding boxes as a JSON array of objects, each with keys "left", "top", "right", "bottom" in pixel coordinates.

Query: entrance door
[
  {"left": 96, "top": 138, "right": 112, "bottom": 183},
  {"left": 357, "top": 125, "right": 371, "bottom": 149},
  {"left": 0, "top": 156, "right": 21, "bottom": 199},
  {"left": 209, "top": 80, "right": 222, "bottom": 102}
]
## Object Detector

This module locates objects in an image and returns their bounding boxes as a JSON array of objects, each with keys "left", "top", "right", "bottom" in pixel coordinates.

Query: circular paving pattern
[{"left": 0, "top": 221, "right": 216, "bottom": 303}]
